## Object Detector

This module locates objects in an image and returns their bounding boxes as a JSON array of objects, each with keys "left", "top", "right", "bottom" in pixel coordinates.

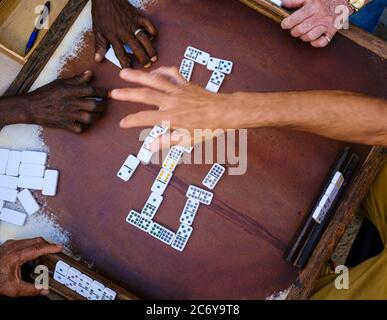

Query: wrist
[{"left": 4, "top": 95, "right": 32, "bottom": 125}]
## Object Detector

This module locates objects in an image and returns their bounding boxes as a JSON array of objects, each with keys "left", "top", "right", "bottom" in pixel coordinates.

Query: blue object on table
[
  {"left": 350, "top": 0, "right": 387, "bottom": 33},
  {"left": 25, "top": 1, "right": 51, "bottom": 55}
]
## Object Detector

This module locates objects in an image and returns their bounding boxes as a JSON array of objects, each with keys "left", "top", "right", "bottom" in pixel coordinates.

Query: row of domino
[
  {"left": 53, "top": 260, "right": 116, "bottom": 300},
  {"left": 180, "top": 46, "right": 234, "bottom": 93},
  {"left": 0, "top": 149, "right": 59, "bottom": 227}
]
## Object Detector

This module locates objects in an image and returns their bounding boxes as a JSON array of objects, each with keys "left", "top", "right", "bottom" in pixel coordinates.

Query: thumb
[
  {"left": 281, "top": 0, "right": 305, "bottom": 9},
  {"left": 65, "top": 70, "right": 93, "bottom": 85}
]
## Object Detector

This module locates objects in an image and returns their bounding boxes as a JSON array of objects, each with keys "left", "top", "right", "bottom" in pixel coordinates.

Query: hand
[
  {"left": 281, "top": 0, "right": 354, "bottom": 47},
  {"left": 111, "top": 67, "right": 243, "bottom": 150},
  {"left": 0, "top": 238, "right": 62, "bottom": 298},
  {"left": 22, "top": 70, "right": 108, "bottom": 133},
  {"left": 92, "top": 0, "right": 158, "bottom": 69}
]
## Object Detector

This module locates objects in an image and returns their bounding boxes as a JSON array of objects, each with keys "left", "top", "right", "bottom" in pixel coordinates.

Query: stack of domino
[
  {"left": 179, "top": 46, "right": 234, "bottom": 93},
  {"left": 0, "top": 149, "right": 59, "bottom": 227},
  {"left": 53, "top": 260, "right": 116, "bottom": 300}
]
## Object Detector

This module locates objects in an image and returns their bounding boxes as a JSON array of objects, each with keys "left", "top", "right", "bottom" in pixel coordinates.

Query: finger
[
  {"left": 281, "top": 5, "right": 314, "bottom": 30},
  {"left": 74, "top": 111, "right": 102, "bottom": 125},
  {"left": 66, "top": 121, "right": 87, "bottom": 134},
  {"left": 119, "top": 68, "right": 178, "bottom": 92},
  {"left": 64, "top": 70, "right": 93, "bottom": 86},
  {"left": 151, "top": 67, "right": 186, "bottom": 86},
  {"left": 135, "top": 30, "right": 157, "bottom": 63},
  {"left": 112, "top": 40, "right": 132, "bottom": 69},
  {"left": 300, "top": 25, "right": 327, "bottom": 42},
  {"left": 73, "top": 86, "right": 108, "bottom": 99},
  {"left": 15, "top": 282, "right": 49, "bottom": 297},
  {"left": 310, "top": 28, "right": 337, "bottom": 48},
  {"left": 119, "top": 110, "right": 167, "bottom": 129},
  {"left": 76, "top": 98, "right": 107, "bottom": 113},
  {"left": 138, "top": 16, "right": 157, "bottom": 38},
  {"left": 7, "top": 237, "right": 47, "bottom": 255},
  {"left": 126, "top": 35, "right": 151, "bottom": 68},
  {"left": 111, "top": 87, "right": 167, "bottom": 106},
  {"left": 281, "top": 0, "right": 305, "bottom": 9},
  {"left": 16, "top": 242, "right": 62, "bottom": 265},
  {"left": 290, "top": 15, "right": 319, "bottom": 38},
  {"left": 94, "top": 32, "right": 108, "bottom": 63}
]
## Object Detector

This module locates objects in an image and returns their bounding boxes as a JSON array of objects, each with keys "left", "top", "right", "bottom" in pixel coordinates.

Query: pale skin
[
  {"left": 111, "top": 67, "right": 387, "bottom": 148},
  {"left": 281, "top": 0, "right": 372, "bottom": 47}
]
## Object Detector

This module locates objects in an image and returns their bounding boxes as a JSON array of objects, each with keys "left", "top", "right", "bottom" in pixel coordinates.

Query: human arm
[{"left": 111, "top": 67, "right": 387, "bottom": 148}]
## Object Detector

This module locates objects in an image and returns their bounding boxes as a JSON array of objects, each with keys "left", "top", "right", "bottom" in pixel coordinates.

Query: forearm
[
  {"left": 235, "top": 91, "right": 387, "bottom": 146},
  {"left": 0, "top": 95, "right": 30, "bottom": 128}
]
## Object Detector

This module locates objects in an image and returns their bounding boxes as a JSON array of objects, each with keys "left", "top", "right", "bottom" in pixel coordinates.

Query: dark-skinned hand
[
  {"left": 92, "top": 0, "right": 158, "bottom": 69},
  {"left": 21, "top": 70, "right": 108, "bottom": 133},
  {"left": 0, "top": 238, "right": 62, "bottom": 298}
]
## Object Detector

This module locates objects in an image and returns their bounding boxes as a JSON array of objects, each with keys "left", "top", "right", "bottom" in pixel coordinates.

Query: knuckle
[
  {"left": 83, "top": 86, "right": 94, "bottom": 96},
  {"left": 82, "top": 113, "right": 92, "bottom": 123}
]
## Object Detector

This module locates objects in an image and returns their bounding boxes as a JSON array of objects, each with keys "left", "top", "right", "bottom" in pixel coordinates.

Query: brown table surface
[{"left": 41, "top": 0, "right": 386, "bottom": 299}]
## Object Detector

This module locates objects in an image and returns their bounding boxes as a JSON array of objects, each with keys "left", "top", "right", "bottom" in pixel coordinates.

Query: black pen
[{"left": 25, "top": 1, "right": 51, "bottom": 55}]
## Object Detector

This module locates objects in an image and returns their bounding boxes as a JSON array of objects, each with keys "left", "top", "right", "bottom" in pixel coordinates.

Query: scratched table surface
[{"left": 40, "top": 0, "right": 386, "bottom": 299}]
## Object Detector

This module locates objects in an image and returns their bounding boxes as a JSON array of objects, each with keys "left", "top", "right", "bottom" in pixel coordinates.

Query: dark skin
[
  {"left": 92, "top": 0, "right": 158, "bottom": 69},
  {"left": 0, "top": 70, "right": 108, "bottom": 133},
  {"left": 0, "top": 238, "right": 62, "bottom": 297}
]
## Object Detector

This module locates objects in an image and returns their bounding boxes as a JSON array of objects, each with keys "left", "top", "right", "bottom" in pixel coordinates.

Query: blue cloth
[{"left": 350, "top": 0, "right": 387, "bottom": 33}]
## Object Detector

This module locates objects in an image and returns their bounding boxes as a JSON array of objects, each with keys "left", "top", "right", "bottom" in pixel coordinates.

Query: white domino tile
[
  {"left": 117, "top": 155, "right": 140, "bottom": 182},
  {"left": 6, "top": 151, "right": 21, "bottom": 177},
  {"left": 149, "top": 222, "right": 176, "bottom": 245},
  {"left": 179, "top": 198, "right": 200, "bottom": 226},
  {"left": 186, "top": 185, "right": 213, "bottom": 205},
  {"left": 53, "top": 261, "right": 71, "bottom": 285},
  {"left": 171, "top": 224, "right": 193, "bottom": 252},
  {"left": 0, "top": 175, "right": 18, "bottom": 189},
  {"left": 87, "top": 280, "right": 105, "bottom": 300},
  {"left": 65, "top": 267, "right": 81, "bottom": 291},
  {"left": 270, "top": 0, "right": 282, "bottom": 6},
  {"left": 0, "top": 187, "right": 17, "bottom": 202},
  {"left": 17, "top": 189, "right": 40, "bottom": 215},
  {"left": 207, "top": 57, "right": 233, "bottom": 74},
  {"left": 205, "top": 71, "right": 225, "bottom": 93},
  {"left": 0, "top": 208, "right": 27, "bottom": 226},
  {"left": 0, "top": 149, "right": 9, "bottom": 174},
  {"left": 137, "top": 146, "right": 153, "bottom": 165},
  {"left": 179, "top": 58, "right": 195, "bottom": 81},
  {"left": 184, "top": 46, "right": 210, "bottom": 65},
  {"left": 42, "top": 170, "right": 59, "bottom": 196},
  {"left": 151, "top": 168, "right": 173, "bottom": 195},
  {"left": 126, "top": 210, "right": 153, "bottom": 232},
  {"left": 19, "top": 163, "right": 45, "bottom": 177},
  {"left": 76, "top": 274, "right": 93, "bottom": 298},
  {"left": 18, "top": 176, "right": 44, "bottom": 190},
  {"left": 21, "top": 151, "right": 47, "bottom": 165},
  {"left": 202, "top": 163, "right": 226, "bottom": 190},
  {"left": 101, "top": 287, "right": 117, "bottom": 300},
  {"left": 141, "top": 192, "right": 163, "bottom": 219}
]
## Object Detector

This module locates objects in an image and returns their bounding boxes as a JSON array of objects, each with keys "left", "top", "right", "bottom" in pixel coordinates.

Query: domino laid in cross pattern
[
  {"left": 126, "top": 210, "right": 153, "bottom": 232},
  {"left": 202, "top": 163, "right": 226, "bottom": 190},
  {"left": 171, "top": 224, "right": 193, "bottom": 252},
  {"left": 137, "top": 136, "right": 156, "bottom": 165},
  {"left": 151, "top": 168, "right": 173, "bottom": 196},
  {"left": 117, "top": 155, "right": 140, "bottom": 182},
  {"left": 148, "top": 222, "right": 176, "bottom": 245},
  {"left": 184, "top": 46, "right": 210, "bottom": 66},
  {"left": 141, "top": 192, "right": 163, "bottom": 219},
  {"left": 207, "top": 57, "right": 233, "bottom": 75},
  {"left": 186, "top": 185, "right": 214, "bottom": 205},
  {"left": 179, "top": 198, "right": 200, "bottom": 226},
  {"left": 179, "top": 58, "right": 195, "bottom": 81},
  {"left": 162, "top": 146, "right": 184, "bottom": 172},
  {"left": 205, "top": 71, "right": 226, "bottom": 93}
]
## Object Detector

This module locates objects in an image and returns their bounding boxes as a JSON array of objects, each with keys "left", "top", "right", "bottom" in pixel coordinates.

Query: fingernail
[
  {"left": 144, "top": 62, "right": 152, "bottom": 69},
  {"left": 120, "top": 69, "right": 131, "bottom": 77},
  {"left": 56, "top": 244, "right": 63, "bottom": 249},
  {"left": 151, "top": 56, "right": 158, "bottom": 62},
  {"left": 119, "top": 119, "right": 126, "bottom": 128},
  {"left": 110, "top": 90, "right": 118, "bottom": 98},
  {"left": 40, "top": 289, "right": 50, "bottom": 296},
  {"left": 95, "top": 53, "right": 103, "bottom": 62}
]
